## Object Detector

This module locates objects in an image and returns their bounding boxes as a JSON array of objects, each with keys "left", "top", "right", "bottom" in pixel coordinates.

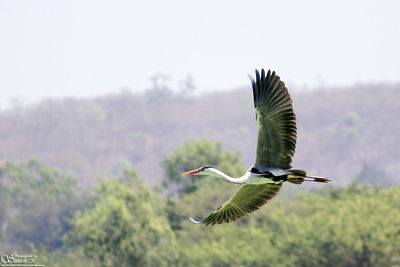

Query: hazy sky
[{"left": 0, "top": 0, "right": 399, "bottom": 106}]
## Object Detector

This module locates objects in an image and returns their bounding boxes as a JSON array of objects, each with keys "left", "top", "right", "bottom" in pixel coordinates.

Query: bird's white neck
[{"left": 205, "top": 168, "right": 250, "bottom": 184}]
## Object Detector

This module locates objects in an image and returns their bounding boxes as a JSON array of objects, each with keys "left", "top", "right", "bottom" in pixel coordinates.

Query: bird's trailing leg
[
  {"left": 286, "top": 169, "right": 331, "bottom": 184},
  {"left": 303, "top": 175, "right": 331, "bottom": 183}
]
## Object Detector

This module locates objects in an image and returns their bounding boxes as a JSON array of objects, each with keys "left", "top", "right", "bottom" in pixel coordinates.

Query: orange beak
[{"left": 182, "top": 168, "right": 201, "bottom": 176}]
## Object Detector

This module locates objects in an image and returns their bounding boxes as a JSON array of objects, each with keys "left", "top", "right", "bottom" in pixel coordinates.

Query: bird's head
[{"left": 182, "top": 166, "right": 214, "bottom": 176}]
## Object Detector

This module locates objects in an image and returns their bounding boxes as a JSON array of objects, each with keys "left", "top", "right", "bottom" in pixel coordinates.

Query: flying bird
[{"left": 182, "top": 69, "right": 330, "bottom": 226}]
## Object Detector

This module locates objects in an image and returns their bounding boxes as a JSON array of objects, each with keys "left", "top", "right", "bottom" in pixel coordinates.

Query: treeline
[
  {"left": 0, "top": 82, "right": 399, "bottom": 188},
  {"left": 1, "top": 140, "right": 399, "bottom": 266}
]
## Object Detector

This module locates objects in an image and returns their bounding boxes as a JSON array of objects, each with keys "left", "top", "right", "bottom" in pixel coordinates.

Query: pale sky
[{"left": 0, "top": 0, "right": 399, "bottom": 107}]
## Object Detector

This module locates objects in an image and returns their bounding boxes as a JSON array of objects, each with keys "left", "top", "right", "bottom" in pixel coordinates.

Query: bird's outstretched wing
[
  {"left": 249, "top": 69, "right": 297, "bottom": 169},
  {"left": 191, "top": 183, "right": 282, "bottom": 225}
]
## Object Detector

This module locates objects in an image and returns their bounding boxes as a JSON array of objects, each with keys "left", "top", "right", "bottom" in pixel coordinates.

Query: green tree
[
  {"left": 67, "top": 169, "right": 177, "bottom": 267},
  {"left": 0, "top": 159, "right": 79, "bottom": 250},
  {"left": 249, "top": 183, "right": 400, "bottom": 267},
  {"left": 163, "top": 139, "right": 245, "bottom": 195}
]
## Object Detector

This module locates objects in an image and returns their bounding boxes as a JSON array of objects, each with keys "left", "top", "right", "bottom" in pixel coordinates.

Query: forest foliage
[{"left": 0, "top": 140, "right": 399, "bottom": 267}]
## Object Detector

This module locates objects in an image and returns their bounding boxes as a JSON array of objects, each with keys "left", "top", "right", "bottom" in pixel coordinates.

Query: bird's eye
[{"left": 201, "top": 166, "right": 211, "bottom": 171}]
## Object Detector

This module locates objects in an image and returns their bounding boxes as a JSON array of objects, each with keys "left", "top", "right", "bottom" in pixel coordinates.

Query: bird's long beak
[{"left": 182, "top": 168, "right": 201, "bottom": 176}]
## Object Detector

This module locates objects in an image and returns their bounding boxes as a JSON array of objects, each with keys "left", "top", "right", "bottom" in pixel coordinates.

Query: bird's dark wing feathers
[
  {"left": 249, "top": 69, "right": 297, "bottom": 169},
  {"left": 198, "top": 183, "right": 282, "bottom": 226}
]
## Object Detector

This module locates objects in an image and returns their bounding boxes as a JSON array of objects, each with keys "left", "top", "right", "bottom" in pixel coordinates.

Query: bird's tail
[{"left": 287, "top": 169, "right": 330, "bottom": 184}]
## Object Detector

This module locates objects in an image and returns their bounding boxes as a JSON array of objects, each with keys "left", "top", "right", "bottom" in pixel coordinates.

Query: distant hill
[{"left": 0, "top": 82, "right": 399, "bottom": 187}]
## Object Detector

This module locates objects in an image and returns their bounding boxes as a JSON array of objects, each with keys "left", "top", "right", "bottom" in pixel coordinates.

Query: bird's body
[{"left": 183, "top": 69, "right": 330, "bottom": 225}]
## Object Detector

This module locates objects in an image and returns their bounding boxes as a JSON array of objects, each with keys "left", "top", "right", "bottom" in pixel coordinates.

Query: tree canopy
[
  {"left": 0, "top": 159, "right": 79, "bottom": 250},
  {"left": 67, "top": 169, "right": 178, "bottom": 267},
  {"left": 163, "top": 139, "right": 245, "bottom": 195}
]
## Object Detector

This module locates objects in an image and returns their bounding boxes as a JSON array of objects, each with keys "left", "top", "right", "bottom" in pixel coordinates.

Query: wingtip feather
[{"left": 256, "top": 69, "right": 261, "bottom": 84}]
